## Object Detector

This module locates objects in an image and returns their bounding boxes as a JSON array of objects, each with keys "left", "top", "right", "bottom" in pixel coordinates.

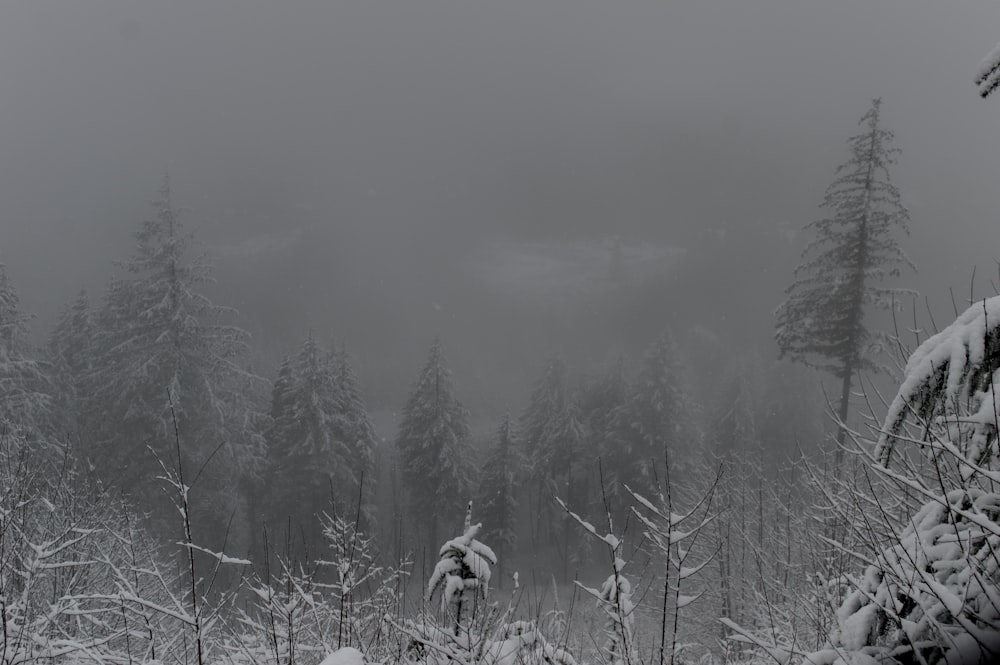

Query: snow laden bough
[
  {"left": 803, "top": 297, "right": 1000, "bottom": 665},
  {"left": 804, "top": 489, "right": 1000, "bottom": 665},
  {"left": 426, "top": 503, "right": 498, "bottom": 630},
  {"left": 400, "top": 504, "right": 581, "bottom": 665},
  {"left": 876, "top": 295, "right": 1000, "bottom": 484}
]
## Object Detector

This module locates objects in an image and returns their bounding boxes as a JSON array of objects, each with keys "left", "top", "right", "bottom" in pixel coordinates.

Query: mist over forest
[{"left": 1, "top": 2, "right": 1000, "bottom": 664}]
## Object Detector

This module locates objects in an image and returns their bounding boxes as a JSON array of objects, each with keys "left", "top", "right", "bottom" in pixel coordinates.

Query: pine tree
[
  {"left": 396, "top": 338, "right": 472, "bottom": 553},
  {"left": 0, "top": 264, "right": 53, "bottom": 444},
  {"left": 775, "top": 98, "right": 912, "bottom": 469},
  {"left": 86, "top": 179, "right": 262, "bottom": 536},
  {"left": 478, "top": 413, "right": 518, "bottom": 585}
]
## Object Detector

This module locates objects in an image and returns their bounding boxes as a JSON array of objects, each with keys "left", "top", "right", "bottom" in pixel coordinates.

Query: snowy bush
[
  {"left": 802, "top": 488, "right": 1000, "bottom": 664},
  {"left": 426, "top": 504, "right": 497, "bottom": 633}
]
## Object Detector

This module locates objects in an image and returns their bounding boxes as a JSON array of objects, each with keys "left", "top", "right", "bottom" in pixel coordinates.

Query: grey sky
[{"left": 1, "top": 1, "right": 999, "bottom": 416}]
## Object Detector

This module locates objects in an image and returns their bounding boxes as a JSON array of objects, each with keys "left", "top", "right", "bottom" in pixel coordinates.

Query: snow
[
  {"left": 877, "top": 295, "right": 1000, "bottom": 467},
  {"left": 808, "top": 487, "right": 1000, "bottom": 663},
  {"left": 318, "top": 647, "right": 365, "bottom": 665},
  {"left": 427, "top": 521, "right": 497, "bottom": 611},
  {"left": 182, "top": 542, "right": 251, "bottom": 565},
  {"left": 977, "top": 41, "right": 1000, "bottom": 96}
]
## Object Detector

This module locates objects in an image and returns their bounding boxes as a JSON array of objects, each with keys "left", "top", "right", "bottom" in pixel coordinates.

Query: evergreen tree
[
  {"left": 0, "top": 264, "right": 53, "bottom": 444},
  {"left": 478, "top": 413, "right": 518, "bottom": 585},
  {"left": 616, "top": 331, "right": 694, "bottom": 493},
  {"left": 268, "top": 355, "right": 296, "bottom": 432},
  {"left": 85, "top": 180, "right": 261, "bottom": 536},
  {"left": 519, "top": 354, "right": 592, "bottom": 573},
  {"left": 331, "top": 345, "right": 378, "bottom": 521},
  {"left": 396, "top": 338, "right": 472, "bottom": 553},
  {"left": 47, "top": 289, "right": 94, "bottom": 441},
  {"left": 265, "top": 334, "right": 345, "bottom": 542},
  {"left": 519, "top": 354, "right": 570, "bottom": 544},
  {"left": 262, "top": 340, "right": 377, "bottom": 553},
  {"left": 775, "top": 98, "right": 912, "bottom": 469},
  {"left": 580, "top": 358, "right": 630, "bottom": 510},
  {"left": 976, "top": 41, "right": 1000, "bottom": 98},
  {"left": 520, "top": 354, "right": 569, "bottom": 483}
]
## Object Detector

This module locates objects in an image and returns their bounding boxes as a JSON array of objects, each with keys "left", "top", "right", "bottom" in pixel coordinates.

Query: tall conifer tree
[
  {"left": 396, "top": 338, "right": 472, "bottom": 553},
  {"left": 479, "top": 412, "right": 518, "bottom": 584},
  {"left": 48, "top": 289, "right": 94, "bottom": 441},
  {"left": 616, "top": 331, "right": 694, "bottom": 491},
  {"left": 86, "top": 180, "right": 261, "bottom": 534},
  {"left": 775, "top": 98, "right": 912, "bottom": 468},
  {"left": 0, "top": 264, "right": 53, "bottom": 444},
  {"left": 332, "top": 345, "right": 378, "bottom": 520}
]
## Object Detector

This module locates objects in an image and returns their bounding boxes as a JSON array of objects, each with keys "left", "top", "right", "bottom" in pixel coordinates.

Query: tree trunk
[{"left": 834, "top": 365, "right": 853, "bottom": 476}]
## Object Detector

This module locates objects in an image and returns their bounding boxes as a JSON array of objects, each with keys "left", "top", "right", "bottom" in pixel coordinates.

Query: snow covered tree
[
  {"left": 85, "top": 179, "right": 262, "bottom": 538},
  {"left": 265, "top": 333, "right": 344, "bottom": 539},
  {"left": 519, "top": 354, "right": 593, "bottom": 571},
  {"left": 331, "top": 344, "right": 378, "bottom": 522},
  {"left": 48, "top": 289, "right": 94, "bottom": 387},
  {"left": 776, "top": 98, "right": 912, "bottom": 469},
  {"left": 0, "top": 263, "right": 54, "bottom": 444},
  {"left": 427, "top": 502, "right": 497, "bottom": 635},
  {"left": 876, "top": 296, "right": 1000, "bottom": 484},
  {"left": 520, "top": 354, "right": 570, "bottom": 477},
  {"left": 396, "top": 338, "right": 473, "bottom": 554},
  {"left": 47, "top": 289, "right": 94, "bottom": 441},
  {"left": 559, "top": 495, "right": 636, "bottom": 665},
  {"left": 616, "top": 331, "right": 695, "bottom": 494},
  {"left": 976, "top": 41, "right": 1000, "bottom": 98},
  {"left": 264, "top": 335, "right": 376, "bottom": 553},
  {"left": 478, "top": 413, "right": 518, "bottom": 585},
  {"left": 580, "top": 358, "right": 631, "bottom": 512},
  {"left": 780, "top": 297, "right": 1000, "bottom": 665}
]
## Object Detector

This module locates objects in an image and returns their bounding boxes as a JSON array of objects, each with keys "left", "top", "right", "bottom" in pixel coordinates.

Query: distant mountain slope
[{"left": 467, "top": 239, "right": 682, "bottom": 298}]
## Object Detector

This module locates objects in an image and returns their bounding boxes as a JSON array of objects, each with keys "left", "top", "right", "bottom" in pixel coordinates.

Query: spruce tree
[
  {"left": 86, "top": 180, "right": 261, "bottom": 535},
  {"left": 519, "top": 354, "right": 570, "bottom": 544},
  {"left": 396, "top": 338, "right": 472, "bottom": 553},
  {"left": 48, "top": 289, "right": 94, "bottom": 441},
  {"left": 478, "top": 413, "right": 518, "bottom": 585},
  {"left": 265, "top": 335, "right": 344, "bottom": 541},
  {"left": 0, "top": 264, "right": 53, "bottom": 444},
  {"left": 617, "top": 331, "right": 694, "bottom": 492},
  {"left": 520, "top": 354, "right": 569, "bottom": 482},
  {"left": 331, "top": 345, "right": 377, "bottom": 522},
  {"left": 519, "top": 354, "right": 591, "bottom": 569},
  {"left": 976, "top": 41, "right": 1000, "bottom": 98},
  {"left": 775, "top": 98, "right": 912, "bottom": 468},
  {"left": 580, "top": 359, "right": 630, "bottom": 510}
]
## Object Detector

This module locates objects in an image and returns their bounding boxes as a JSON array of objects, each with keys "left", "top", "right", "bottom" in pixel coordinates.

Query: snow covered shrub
[
  {"left": 876, "top": 296, "right": 1000, "bottom": 490},
  {"left": 426, "top": 503, "right": 497, "bottom": 634},
  {"left": 794, "top": 297, "right": 1000, "bottom": 665},
  {"left": 400, "top": 504, "right": 583, "bottom": 665},
  {"left": 0, "top": 432, "right": 183, "bottom": 663},
  {"left": 225, "top": 509, "right": 409, "bottom": 664},
  {"left": 802, "top": 488, "right": 1000, "bottom": 665},
  {"left": 557, "top": 495, "right": 636, "bottom": 665}
]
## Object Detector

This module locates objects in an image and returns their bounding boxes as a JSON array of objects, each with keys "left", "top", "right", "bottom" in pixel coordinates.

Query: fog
[
  {"left": 5, "top": 3, "right": 1000, "bottom": 660},
  {"left": 2, "top": 0, "right": 999, "bottom": 421}
]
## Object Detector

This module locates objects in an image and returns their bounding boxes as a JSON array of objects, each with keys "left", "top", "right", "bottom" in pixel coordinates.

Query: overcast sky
[{"left": 1, "top": 1, "right": 999, "bottom": 416}]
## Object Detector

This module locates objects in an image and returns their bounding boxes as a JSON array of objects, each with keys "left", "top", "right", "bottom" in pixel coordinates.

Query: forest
[{"left": 2, "top": 2, "right": 1000, "bottom": 664}]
